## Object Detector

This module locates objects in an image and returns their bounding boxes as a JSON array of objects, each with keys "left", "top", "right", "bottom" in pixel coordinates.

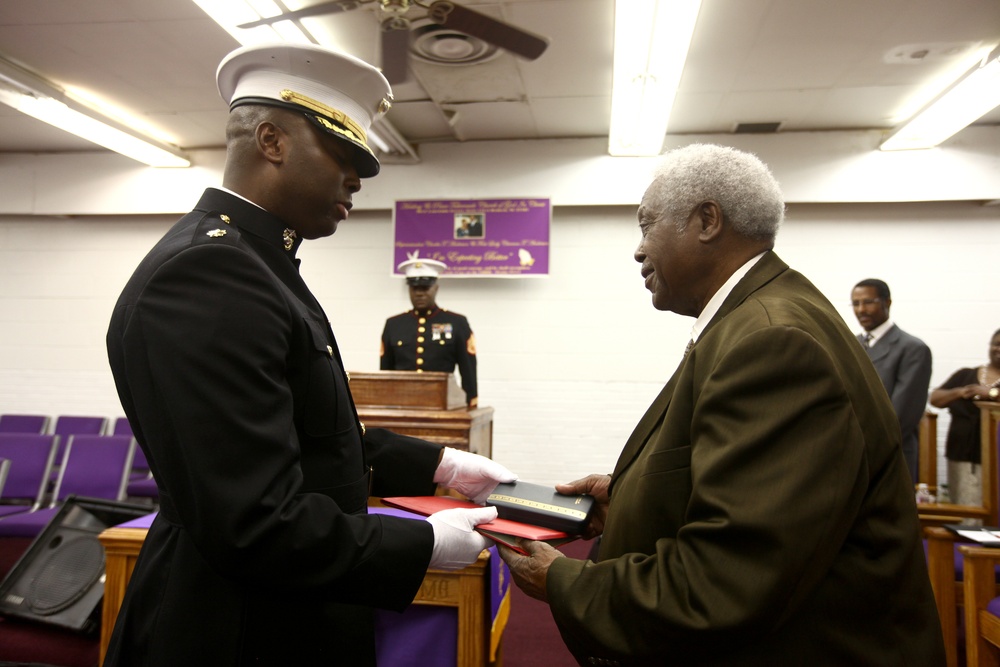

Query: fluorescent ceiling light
[
  {"left": 369, "top": 118, "right": 419, "bottom": 164},
  {"left": 0, "top": 57, "right": 190, "bottom": 168},
  {"left": 881, "top": 45, "right": 1000, "bottom": 151},
  {"left": 191, "top": 0, "right": 315, "bottom": 45},
  {"left": 609, "top": 0, "right": 702, "bottom": 156}
]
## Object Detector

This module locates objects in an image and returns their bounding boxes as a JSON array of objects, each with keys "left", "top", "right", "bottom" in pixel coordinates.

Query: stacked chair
[
  {"left": 51, "top": 415, "right": 108, "bottom": 469},
  {"left": 0, "top": 434, "right": 59, "bottom": 519},
  {"left": 0, "top": 414, "right": 160, "bottom": 508},
  {"left": 0, "top": 415, "right": 50, "bottom": 434},
  {"left": 0, "top": 434, "right": 135, "bottom": 538}
]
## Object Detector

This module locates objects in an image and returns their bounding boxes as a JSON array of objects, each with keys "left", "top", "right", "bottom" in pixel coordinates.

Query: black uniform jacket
[
  {"left": 380, "top": 308, "right": 477, "bottom": 403},
  {"left": 105, "top": 189, "right": 442, "bottom": 666}
]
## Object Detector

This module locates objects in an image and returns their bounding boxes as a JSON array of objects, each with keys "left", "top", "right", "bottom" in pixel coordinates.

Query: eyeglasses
[{"left": 850, "top": 298, "right": 882, "bottom": 308}]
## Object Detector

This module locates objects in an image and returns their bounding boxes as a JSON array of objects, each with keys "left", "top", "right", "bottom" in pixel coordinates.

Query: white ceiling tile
[{"left": 0, "top": 0, "right": 997, "bottom": 157}]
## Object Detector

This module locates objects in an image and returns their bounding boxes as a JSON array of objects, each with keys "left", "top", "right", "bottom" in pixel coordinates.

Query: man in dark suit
[
  {"left": 105, "top": 43, "right": 513, "bottom": 666},
  {"left": 499, "top": 144, "right": 944, "bottom": 666},
  {"left": 852, "top": 278, "right": 933, "bottom": 482},
  {"left": 467, "top": 214, "right": 484, "bottom": 237}
]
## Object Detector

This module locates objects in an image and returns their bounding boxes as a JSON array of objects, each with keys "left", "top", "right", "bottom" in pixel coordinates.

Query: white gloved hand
[
  {"left": 433, "top": 448, "right": 518, "bottom": 504},
  {"left": 427, "top": 506, "right": 498, "bottom": 570}
]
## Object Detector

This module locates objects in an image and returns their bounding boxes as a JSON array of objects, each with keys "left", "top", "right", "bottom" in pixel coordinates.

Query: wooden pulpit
[{"left": 349, "top": 371, "right": 494, "bottom": 459}]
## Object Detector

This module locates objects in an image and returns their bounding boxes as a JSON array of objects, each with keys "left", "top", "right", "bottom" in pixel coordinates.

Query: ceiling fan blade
[
  {"left": 426, "top": 1, "right": 549, "bottom": 61},
  {"left": 381, "top": 19, "right": 412, "bottom": 84},
  {"left": 236, "top": 0, "right": 365, "bottom": 29}
]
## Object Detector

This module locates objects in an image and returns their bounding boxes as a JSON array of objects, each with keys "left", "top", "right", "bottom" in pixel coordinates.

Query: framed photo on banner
[{"left": 392, "top": 198, "right": 550, "bottom": 277}]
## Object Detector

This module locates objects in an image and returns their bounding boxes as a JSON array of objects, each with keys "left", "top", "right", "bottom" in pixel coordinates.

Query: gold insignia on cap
[
  {"left": 281, "top": 89, "right": 366, "bottom": 145},
  {"left": 282, "top": 228, "right": 297, "bottom": 251},
  {"left": 207, "top": 229, "right": 227, "bottom": 238},
  {"left": 220, "top": 214, "right": 231, "bottom": 224}
]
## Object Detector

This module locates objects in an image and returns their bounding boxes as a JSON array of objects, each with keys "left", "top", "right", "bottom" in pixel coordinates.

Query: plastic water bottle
[{"left": 915, "top": 483, "right": 934, "bottom": 504}]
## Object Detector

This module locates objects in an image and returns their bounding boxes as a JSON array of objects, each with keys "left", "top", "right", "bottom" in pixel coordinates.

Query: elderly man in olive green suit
[{"left": 499, "top": 144, "right": 944, "bottom": 666}]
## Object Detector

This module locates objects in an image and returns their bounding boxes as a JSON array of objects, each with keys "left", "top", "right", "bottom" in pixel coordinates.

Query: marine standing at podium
[
  {"left": 381, "top": 256, "right": 479, "bottom": 406},
  {"left": 105, "top": 43, "right": 513, "bottom": 666}
]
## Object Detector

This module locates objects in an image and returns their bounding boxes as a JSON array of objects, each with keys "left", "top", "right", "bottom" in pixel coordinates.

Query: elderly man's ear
[{"left": 694, "top": 200, "right": 724, "bottom": 241}]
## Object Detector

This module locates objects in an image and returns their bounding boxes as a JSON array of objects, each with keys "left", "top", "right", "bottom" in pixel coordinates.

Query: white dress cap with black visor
[
  {"left": 216, "top": 43, "right": 393, "bottom": 178},
  {"left": 398, "top": 251, "right": 448, "bottom": 287}
]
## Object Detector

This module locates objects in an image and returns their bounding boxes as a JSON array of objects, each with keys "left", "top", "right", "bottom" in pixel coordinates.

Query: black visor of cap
[
  {"left": 231, "top": 97, "right": 380, "bottom": 178},
  {"left": 407, "top": 277, "right": 437, "bottom": 287}
]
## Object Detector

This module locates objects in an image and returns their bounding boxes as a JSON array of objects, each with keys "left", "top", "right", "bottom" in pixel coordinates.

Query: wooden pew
[{"left": 919, "top": 405, "right": 1000, "bottom": 666}]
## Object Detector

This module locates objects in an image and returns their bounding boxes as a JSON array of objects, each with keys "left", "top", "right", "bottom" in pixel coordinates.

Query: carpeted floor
[{"left": 500, "top": 538, "right": 593, "bottom": 667}]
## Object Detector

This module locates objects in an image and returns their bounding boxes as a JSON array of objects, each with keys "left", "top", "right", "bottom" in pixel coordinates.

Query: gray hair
[{"left": 646, "top": 143, "right": 785, "bottom": 242}]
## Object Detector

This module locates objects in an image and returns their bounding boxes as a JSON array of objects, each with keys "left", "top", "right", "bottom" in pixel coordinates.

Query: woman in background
[{"left": 930, "top": 328, "right": 1000, "bottom": 506}]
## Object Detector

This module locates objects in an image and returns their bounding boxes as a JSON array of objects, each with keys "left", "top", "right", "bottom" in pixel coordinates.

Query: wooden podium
[{"left": 350, "top": 371, "right": 494, "bottom": 459}]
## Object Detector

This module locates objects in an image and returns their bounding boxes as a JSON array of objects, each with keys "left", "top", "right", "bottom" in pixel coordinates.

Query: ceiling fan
[{"left": 238, "top": 0, "right": 550, "bottom": 84}]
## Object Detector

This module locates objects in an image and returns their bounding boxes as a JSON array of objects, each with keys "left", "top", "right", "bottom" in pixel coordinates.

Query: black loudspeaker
[{"left": 0, "top": 496, "right": 151, "bottom": 634}]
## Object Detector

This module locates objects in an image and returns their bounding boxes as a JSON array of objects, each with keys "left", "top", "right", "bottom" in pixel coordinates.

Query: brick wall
[{"left": 1, "top": 201, "right": 998, "bottom": 485}]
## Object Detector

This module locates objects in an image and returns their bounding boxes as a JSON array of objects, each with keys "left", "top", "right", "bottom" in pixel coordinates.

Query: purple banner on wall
[{"left": 392, "top": 198, "right": 550, "bottom": 277}]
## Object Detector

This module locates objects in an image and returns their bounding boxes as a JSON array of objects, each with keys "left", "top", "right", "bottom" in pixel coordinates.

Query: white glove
[
  {"left": 433, "top": 448, "right": 518, "bottom": 504},
  {"left": 427, "top": 506, "right": 498, "bottom": 570}
]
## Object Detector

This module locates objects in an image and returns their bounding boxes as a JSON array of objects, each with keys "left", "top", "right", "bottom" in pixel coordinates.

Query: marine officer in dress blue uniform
[
  {"left": 105, "top": 42, "right": 514, "bottom": 667},
  {"left": 380, "top": 256, "right": 479, "bottom": 406}
]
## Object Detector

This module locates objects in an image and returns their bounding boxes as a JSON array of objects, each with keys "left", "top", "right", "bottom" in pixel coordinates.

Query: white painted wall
[
  {"left": 1, "top": 197, "right": 998, "bottom": 486},
  {"left": 2, "top": 130, "right": 1000, "bottom": 216}
]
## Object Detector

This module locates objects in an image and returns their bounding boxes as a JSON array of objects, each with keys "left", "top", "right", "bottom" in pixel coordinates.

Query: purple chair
[
  {"left": 0, "top": 459, "right": 10, "bottom": 497},
  {"left": 0, "top": 433, "right": 58, "bottom": 518},
  {"left": 112, "top": 417, "right": 159, "bottom": 502},
  {"left": 0, "top": 434, "right": 135, "bottom": 537},
  {"left": 0, "top": 414, "right": 50, "bottom": 434},
  {"left": 112, "top": 417, "right": 133, "bottom": 437},
  {"left": 126, "top": 472, "right": 159, "bottom": 502},
  {"left": 53, "top": 416, "right": 107, "bottom": 437},
  {"left": 52, "top": 415, "right": 108, "bottom": 463},
  {"left": 116, "top": 419, "right": 146, "bottom": 473},
  {"left": 126, "top": 444, "right": 159, "bottom": 501}
]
